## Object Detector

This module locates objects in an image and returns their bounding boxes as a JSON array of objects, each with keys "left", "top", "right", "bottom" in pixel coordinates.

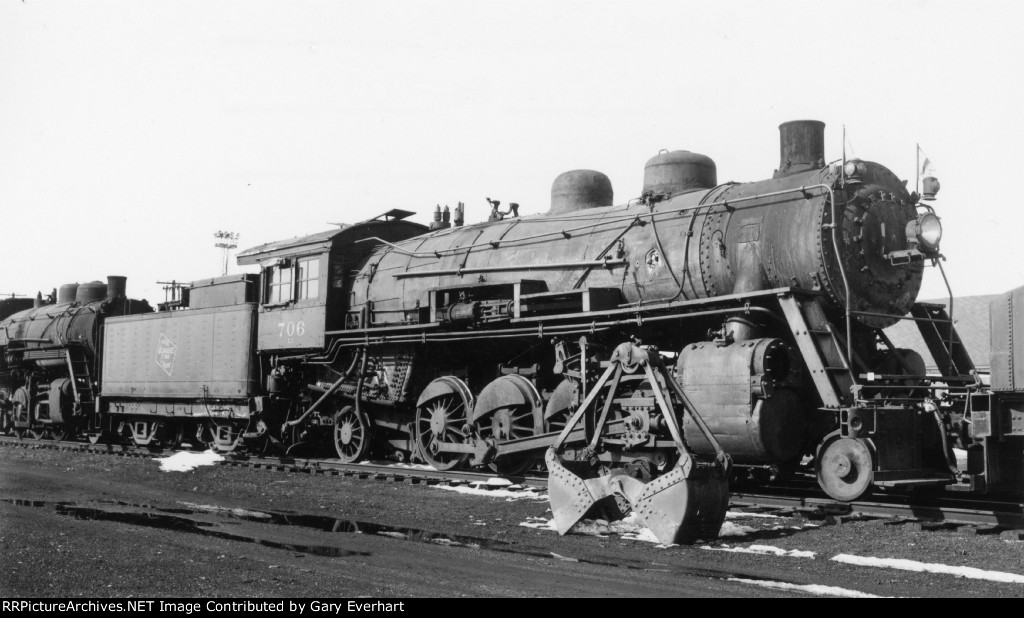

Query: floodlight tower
[{"left": 214, "top": 230, "right": 239, "bottom": 276}]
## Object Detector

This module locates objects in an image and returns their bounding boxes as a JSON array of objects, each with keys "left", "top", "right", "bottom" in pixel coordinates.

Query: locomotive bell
[
  {"left": 922, "top": 175, "right": 940, "bottom": 201},
  {"left": 643, "top": 150, "right": 717, "bottom": 199},
  {"left": 549, "top": 170, "right": 613, "bottom": 214}
]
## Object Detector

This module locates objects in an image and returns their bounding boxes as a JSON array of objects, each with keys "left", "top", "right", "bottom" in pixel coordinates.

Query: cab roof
[{"left": 236, "top": 210, "right": 422, "bottom": 265}]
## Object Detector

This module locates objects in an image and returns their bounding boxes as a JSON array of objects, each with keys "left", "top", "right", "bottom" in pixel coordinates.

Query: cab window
[
  {"left": 297, "top": 257, "right": 320, "bottom": 300},
  {"left": 266, "top": 264, "right": 293, "bottom": 304}
]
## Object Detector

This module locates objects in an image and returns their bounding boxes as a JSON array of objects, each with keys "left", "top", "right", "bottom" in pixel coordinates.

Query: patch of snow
[
  {"left": 832, "top": 554, "right": 1024, "bottom": 584},
  {"left": 518, "top": 517, "right": 556, "bottom": 531},
  {"left": 516, "top": 512, "right": 753, "bottom": 542},
  {"left": 353, "top": 459, "right": 437, "bottom": 471},
  {"left": 177, "top": 502, "right": 271, "bottom": 519},
  {"left": 378, "top": 531, "right": 407, "bottom": 540},
  {"left": 702, "top": 544, "right": 816, "bottom": 559},
  {"left": 550, "top": 552, "right": 579, "bottom": 562},
  {"left": 728, "top": 578, "right": 885, "bottom": 598},
  {"left": 478, "top": 477, "right": 513, "bottom": 487},
  {"left": 517, "top": 513, "right": 739, "bottom": 545},
  {"left": 726, "top": 511, "right": 783, "bottom": 520},
  {"left": 621, "top": 528, "right": 663, "bottom": 544},
  {"left": 156, "top": 450, "right": 224, "bottom": 472},
  {"left": 718, "top": 521, "right": 756, "bottom": 538},
  {"left": 433, "top": 484, "right": 548, "bottom": 500}
]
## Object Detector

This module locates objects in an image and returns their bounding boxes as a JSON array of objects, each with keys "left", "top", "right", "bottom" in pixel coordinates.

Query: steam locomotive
[{"left": 3, "top": 120, "right": 1021, "bottom": 542}]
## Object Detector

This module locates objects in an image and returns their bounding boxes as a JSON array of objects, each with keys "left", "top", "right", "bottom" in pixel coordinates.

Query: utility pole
[{"left": 214, "top": 231, "right": 239, "bottom": 276}]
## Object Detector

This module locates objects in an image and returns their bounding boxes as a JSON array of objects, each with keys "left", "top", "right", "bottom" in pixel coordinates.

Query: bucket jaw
[
  {"left": 630, "top": 455, "right": 729, "bottom": 544},
  {"left": 546, "top": 342, "right": 731, "bottom": 544}
]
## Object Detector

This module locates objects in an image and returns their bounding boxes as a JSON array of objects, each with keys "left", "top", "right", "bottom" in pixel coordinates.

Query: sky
[{"left": 1, "top": 0, "right": 1022, "bottom": 306}]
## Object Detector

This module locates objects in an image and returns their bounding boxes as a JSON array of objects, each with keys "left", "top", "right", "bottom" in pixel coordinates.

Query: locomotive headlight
[
  {"left": 842, "top": 159, "right": 867, "bottom": 184},
  {"left": 907, "top": 213, "right": 942, "bottom": 253}
]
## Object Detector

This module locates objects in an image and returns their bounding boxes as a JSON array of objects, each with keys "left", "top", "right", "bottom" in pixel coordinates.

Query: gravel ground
[{"left": 1, "top": 444, "right": 1022, "bottom": 598}]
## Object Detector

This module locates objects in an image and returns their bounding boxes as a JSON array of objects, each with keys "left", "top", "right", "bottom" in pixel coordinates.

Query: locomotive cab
[{"left": 237, "top": 209, "right": 429, "bottom": 353}]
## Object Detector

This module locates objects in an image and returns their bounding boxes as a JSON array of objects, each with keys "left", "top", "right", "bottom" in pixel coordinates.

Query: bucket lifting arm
[{"left": 545, "top": 341, "right": 731, "bottom": 544}]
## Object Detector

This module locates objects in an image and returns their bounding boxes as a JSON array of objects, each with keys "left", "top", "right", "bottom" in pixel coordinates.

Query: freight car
[{"left": 4, "top": 120, "right": 1019, "bottom": 544}]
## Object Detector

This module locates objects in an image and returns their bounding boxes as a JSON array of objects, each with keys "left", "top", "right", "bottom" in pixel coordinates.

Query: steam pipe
[
  {"left": 394, "top": 258, "right": 628, "bottom": 279},
  {"left": 284, "top": 349, "right": 364, "bottom": 427}
]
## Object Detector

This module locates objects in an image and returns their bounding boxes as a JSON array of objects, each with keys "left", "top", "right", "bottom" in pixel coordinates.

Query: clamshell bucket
[{"left": 546, "top": 342, "right": 731, "bottom": 545}]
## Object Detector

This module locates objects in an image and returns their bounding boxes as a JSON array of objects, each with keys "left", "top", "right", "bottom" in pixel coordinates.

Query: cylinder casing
[{"left": 675, "top": 338, "right": 806, "bottom": 464}]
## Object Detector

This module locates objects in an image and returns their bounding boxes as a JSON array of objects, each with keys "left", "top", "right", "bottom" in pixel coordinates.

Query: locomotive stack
[{"left": 2, "top": 120, "right": 1022, "bottom": 543}]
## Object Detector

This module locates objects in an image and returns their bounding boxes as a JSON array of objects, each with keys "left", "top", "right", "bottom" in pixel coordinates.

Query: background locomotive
[
  {"left": 0, "top": 279, "right": 152, "bottom": 440},
  {"left": 2, "top": 120, "right": 1021, "bottom": 538}
]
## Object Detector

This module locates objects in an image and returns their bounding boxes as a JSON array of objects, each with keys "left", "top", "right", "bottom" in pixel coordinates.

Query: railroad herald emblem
[{"left": 155, "top": 333, "right": 177, "bottom": 377}]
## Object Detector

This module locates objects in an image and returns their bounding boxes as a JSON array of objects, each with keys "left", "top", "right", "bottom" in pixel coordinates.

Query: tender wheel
[
  {"left": 192, "top": 423, "right": 215, "bottom": 451},
  {"left": 333, "top": 405, "right": 371, "bottom": 463},
  {"left": 816, "top": 437, "right": 874, "bottom": 501},
  {"left": 129, "top": 421, "right": 183, "bottom": 450},
  {"left": 415, "top": 377, "right": 472, "bottom": 471},
  {"left": 29, "top": 428, "right": 47, "bottom": 440},
  {"left": 50, "top": 426, "right": 70, "bottom": 442},
  {"left": 209, "top": 422, "right": 242, "bottom": 453}
]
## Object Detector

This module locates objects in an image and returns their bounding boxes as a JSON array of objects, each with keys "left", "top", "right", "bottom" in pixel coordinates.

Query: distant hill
[{"left": 884, "top": 295, "right": 997, "bottom": 374}]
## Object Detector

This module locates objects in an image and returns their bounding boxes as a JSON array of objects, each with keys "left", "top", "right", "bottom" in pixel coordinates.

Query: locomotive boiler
[{"left": 357, "top": 120, "right": 928, "bottom": 332}]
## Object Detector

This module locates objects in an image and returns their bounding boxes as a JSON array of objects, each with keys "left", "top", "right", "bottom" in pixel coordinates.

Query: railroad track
[
  {"left": 731, "top": 487, "right": 1024, "bottom": 531},
  {"left": 0, "top": 434, "right": 548, "bottom": 489},
  {"left": 3, "top": 435, "right": 1022, "bottom": 534}
]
